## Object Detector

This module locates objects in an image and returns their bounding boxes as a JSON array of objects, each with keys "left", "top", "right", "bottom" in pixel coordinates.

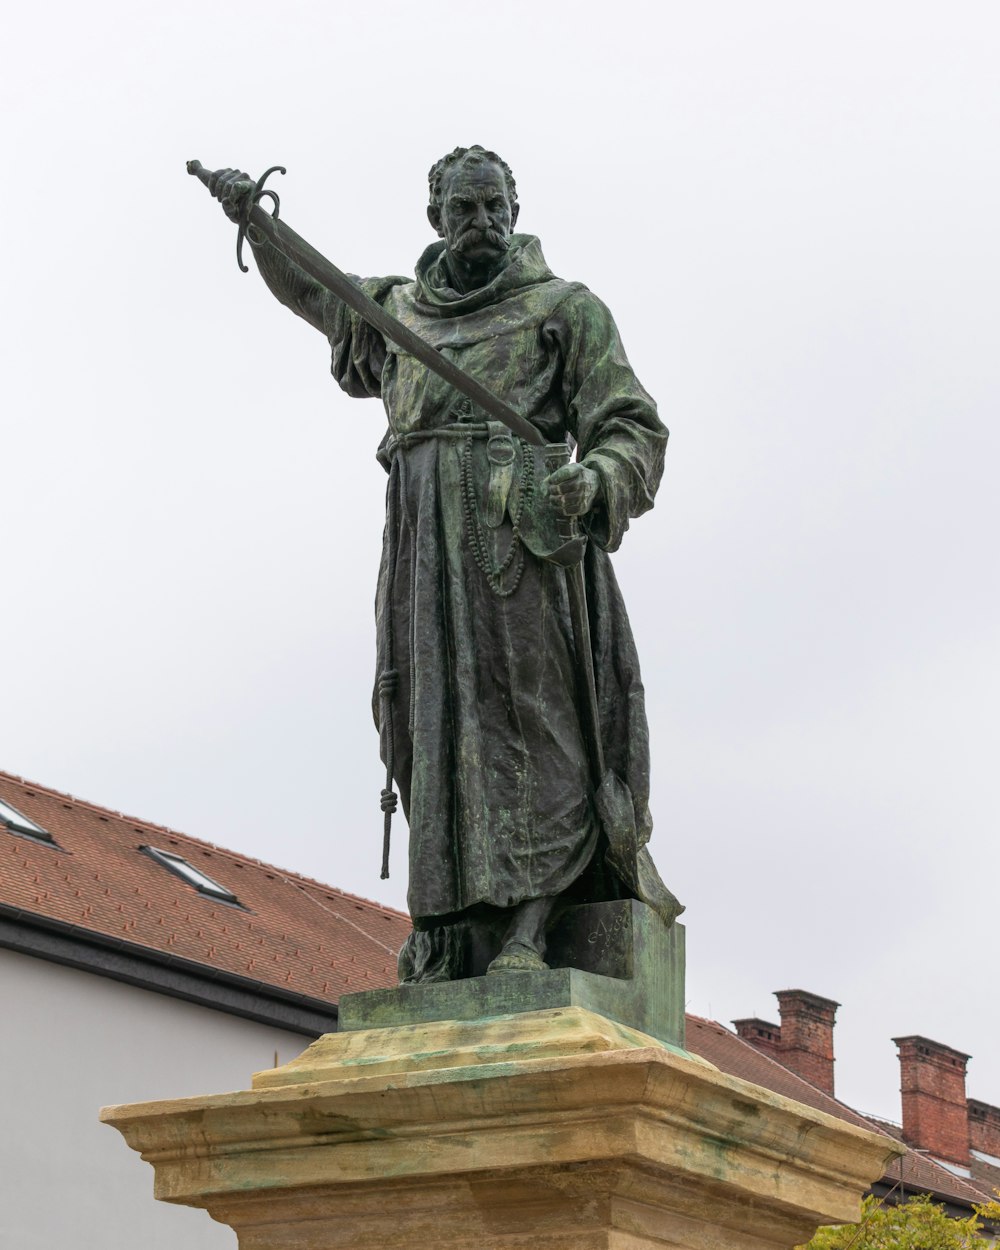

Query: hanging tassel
[{"left": 378, "top": 668, "right": 399, "bottom": 879}]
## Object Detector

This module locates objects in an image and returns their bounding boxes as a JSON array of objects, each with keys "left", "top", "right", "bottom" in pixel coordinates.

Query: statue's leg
[{"left": 487, "top": 897, "right": 556, "bottom": 973}]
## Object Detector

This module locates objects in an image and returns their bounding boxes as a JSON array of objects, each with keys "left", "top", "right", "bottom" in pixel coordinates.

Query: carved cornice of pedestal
[{"left": 101, "top": 1008, "right": 902, "bottom": 1250}]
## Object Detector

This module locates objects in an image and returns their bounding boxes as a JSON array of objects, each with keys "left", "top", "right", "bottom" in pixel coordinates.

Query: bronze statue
[{"left": 191, "top": 147, "right": 680, "bottom": 984}]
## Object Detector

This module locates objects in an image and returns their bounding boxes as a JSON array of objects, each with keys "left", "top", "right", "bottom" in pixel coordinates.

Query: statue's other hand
[
  {"left": 206, "top": 167, "right": 255, "bottom": 224},
  {"left": 546, "top": 463, "right": 602, "bottom": 517}
]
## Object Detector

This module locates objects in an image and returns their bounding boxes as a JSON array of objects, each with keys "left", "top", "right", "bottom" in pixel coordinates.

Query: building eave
[{"left": 0, "top": 903, "right": 338, "bottom": 1037}]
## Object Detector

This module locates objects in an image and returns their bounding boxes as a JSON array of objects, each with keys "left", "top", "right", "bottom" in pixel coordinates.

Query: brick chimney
[
  {"left": 893, "top": 1036, "right": 971, "bottom": 1166},
  {"left": 732, "top": 1017, "right": 783, "bottom": 1063},
  {"left": 773, "top": 990, "right": 839, "bottom": 1096},
  {"left": 733, "top": 989, "right": 839, "bottom": 1096},
  {"left": 968, "top": 1100, "right": 1000, "bottom": 1162}
]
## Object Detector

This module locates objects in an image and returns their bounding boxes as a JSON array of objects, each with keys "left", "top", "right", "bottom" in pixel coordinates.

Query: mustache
[{"left": 452, "top": 227, "right": 510, "bottom": 255}]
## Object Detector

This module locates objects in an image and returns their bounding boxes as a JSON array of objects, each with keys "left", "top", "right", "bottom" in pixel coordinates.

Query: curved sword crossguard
[
  {"left": 235, "top": 165, "right": 286, "bottom": 272},
  {"left": 186, "top": 160, "right": 286, "bottom": 272}
]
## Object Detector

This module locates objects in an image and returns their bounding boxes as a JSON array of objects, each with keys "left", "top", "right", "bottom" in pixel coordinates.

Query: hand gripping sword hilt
[
  {"left": 186, "top": 160, "right": 286, "bottom": 272},
  {"left": 544, "top": 441, "right": 579, "bottom": 543}
]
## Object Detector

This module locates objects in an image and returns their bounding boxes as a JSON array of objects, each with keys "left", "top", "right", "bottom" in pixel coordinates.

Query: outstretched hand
[
  {"left": 546, "top": 462, "right": 602, "bottom": 517},
  {"left": 206, "top": 167, "right": 255, "bottom": 223}
]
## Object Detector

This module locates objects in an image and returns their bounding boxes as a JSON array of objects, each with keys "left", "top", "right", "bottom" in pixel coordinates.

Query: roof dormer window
[
  {"left": 0, "top": 798, "right": 54, "bottom": 844},
  {"left": 139, "top": 845, "right": 242, "bottom": 905}
]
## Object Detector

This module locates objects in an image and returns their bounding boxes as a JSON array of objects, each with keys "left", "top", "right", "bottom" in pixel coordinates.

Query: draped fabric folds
[{"left": 255, "top": 233, "right": 668, "bottom": 929}]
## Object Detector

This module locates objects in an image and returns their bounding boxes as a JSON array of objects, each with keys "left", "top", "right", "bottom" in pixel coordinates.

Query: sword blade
[{"left": 248, "top": 204, "right": 547, "bottom": 449}]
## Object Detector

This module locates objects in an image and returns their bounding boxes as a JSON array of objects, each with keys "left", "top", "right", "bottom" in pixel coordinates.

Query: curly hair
[{"left": 428, "top": 145, "right": 518, "bottom": 209}]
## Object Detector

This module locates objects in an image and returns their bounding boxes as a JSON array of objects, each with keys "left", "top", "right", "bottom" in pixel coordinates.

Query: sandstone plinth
[{"left": 101, "top": 1007, "right": 901, "bottom": 1249}]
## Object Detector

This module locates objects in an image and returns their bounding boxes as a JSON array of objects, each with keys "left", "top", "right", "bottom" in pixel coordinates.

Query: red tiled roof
[
  {"left": 0, "top": 770, "right": 410, "bottom": 1002},
  {"left": 685, "top": 1015, "right": 996, "bottom": 1209}
]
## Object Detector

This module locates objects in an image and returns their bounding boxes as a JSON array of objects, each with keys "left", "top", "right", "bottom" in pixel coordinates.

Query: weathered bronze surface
[
  {"left": 190, "top": 146, "right": 682, "bottom": 985},
  {"left": 340, "top": 900, "right": 687, "bottom": 1048}
]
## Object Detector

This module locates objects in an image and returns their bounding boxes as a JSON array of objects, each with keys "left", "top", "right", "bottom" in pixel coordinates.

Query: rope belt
[{"left": 383, "top": 421, "right": 495, "bottom": 456}]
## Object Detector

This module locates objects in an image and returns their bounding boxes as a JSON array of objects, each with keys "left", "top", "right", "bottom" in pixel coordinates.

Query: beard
[{"left": 452, "top": 226, "right": 510, "bottom": 256}]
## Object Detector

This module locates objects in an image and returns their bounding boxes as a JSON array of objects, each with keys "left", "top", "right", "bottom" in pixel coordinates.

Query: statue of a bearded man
[{"left": 206, "top": 146, "right": 679, "bottom": 982}]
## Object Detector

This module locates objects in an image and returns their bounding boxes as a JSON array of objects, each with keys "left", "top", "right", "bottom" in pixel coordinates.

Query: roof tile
[{"left": 0, "top": 770, "right": 410, "bottom": 1001}]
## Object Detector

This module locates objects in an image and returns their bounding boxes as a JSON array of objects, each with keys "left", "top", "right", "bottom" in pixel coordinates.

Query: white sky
[{"left": 3, "top": 1, "right": 998, "bottom": 1123}]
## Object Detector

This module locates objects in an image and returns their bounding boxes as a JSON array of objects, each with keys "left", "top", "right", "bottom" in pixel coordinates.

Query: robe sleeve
[
  {"left": 322, "top": 275, "right": 410, "bottom": 399},
  {"left": 552, "top": 290, "right": 668, "bottom": 552},
  {"left": 248, "top": 233, "right": 406, "bottom": 400}
]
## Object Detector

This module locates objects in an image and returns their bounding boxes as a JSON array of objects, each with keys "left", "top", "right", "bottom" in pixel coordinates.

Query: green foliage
[
  {"left": 973, "top": 1190, "right": 1000, "bottom": 1224},
  {"left": 801, "top": 1195, "right": 989, "bottom": 1249}
]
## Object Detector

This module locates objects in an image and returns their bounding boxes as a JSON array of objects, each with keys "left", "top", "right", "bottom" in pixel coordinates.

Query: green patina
[
  {"left": 193, "top": 146, "right": 684, "bottom": 994},
  {"left": 340, "top": 900, "right": 685, "bottom": 1048}
]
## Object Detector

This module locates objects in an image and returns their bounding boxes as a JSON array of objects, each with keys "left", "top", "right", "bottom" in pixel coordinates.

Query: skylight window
[
  {"left": 0, "top": 797, "right": 53, "bottom": 843},
  {"left": 140, "top": 846, "right": 241, "bottom": 905}
]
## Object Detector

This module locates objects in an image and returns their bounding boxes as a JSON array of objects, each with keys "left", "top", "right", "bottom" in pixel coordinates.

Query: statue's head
[{"left": 427, "top": 146, "right": 520, "bottom": 284}]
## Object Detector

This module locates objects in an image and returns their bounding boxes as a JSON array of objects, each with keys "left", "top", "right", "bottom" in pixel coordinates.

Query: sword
[
  {"left": 187, "top": 160, "right": 545, "bottom": 449},
  {"left": 186, "top": 160, "right": 639, "bottom": 894}
]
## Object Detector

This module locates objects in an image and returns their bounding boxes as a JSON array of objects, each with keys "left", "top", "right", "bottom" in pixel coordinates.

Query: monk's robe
[{"left": 252, "top": 233, "right": 669, "bottom": 931}]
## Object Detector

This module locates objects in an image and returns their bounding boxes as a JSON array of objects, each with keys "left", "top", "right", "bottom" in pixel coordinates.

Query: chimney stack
[
  {"left": 731, "top": 1017, "right": 783, "bottom": 1063},
  {"left": 733, "top": 989, "right": 839, "bottom": 1096},
  {"left": 774, "top": 990, "right": 839, "bottom": 1096},
  {"left": 893, "top": 1036, "right": 971, "bottom": 1166},
  {"left": 969, "top": 1099, "right": 1000, "bottom": 1163}
]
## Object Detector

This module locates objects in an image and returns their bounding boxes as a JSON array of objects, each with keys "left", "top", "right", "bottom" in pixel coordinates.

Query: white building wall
[{"left": 0, "top": 946, "right": 315, "bottom": 1249}]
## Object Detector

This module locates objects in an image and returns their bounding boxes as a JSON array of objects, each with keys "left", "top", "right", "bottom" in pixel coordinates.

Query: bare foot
[{"left": 487, "top": 940, "right": 549, "bottom": 974}]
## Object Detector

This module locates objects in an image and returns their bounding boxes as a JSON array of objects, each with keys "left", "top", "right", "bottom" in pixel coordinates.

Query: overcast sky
[{"left": 3, "top": 1, "right": 998, "bottom": 1122}]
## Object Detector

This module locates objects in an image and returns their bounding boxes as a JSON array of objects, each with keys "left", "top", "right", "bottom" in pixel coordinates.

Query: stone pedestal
[{"left": 102, "top": 1007, "right": 901, "bottom": 1249}]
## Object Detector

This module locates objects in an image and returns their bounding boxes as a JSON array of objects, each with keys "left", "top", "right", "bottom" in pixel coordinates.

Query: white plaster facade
[{"left": 0, "top": 946, "right": 312, "bottom": 1249}]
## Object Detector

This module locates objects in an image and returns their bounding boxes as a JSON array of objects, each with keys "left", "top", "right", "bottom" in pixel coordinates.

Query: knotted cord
[{"left": 377, "top": 460, "right": 402, "bottom": 879}]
